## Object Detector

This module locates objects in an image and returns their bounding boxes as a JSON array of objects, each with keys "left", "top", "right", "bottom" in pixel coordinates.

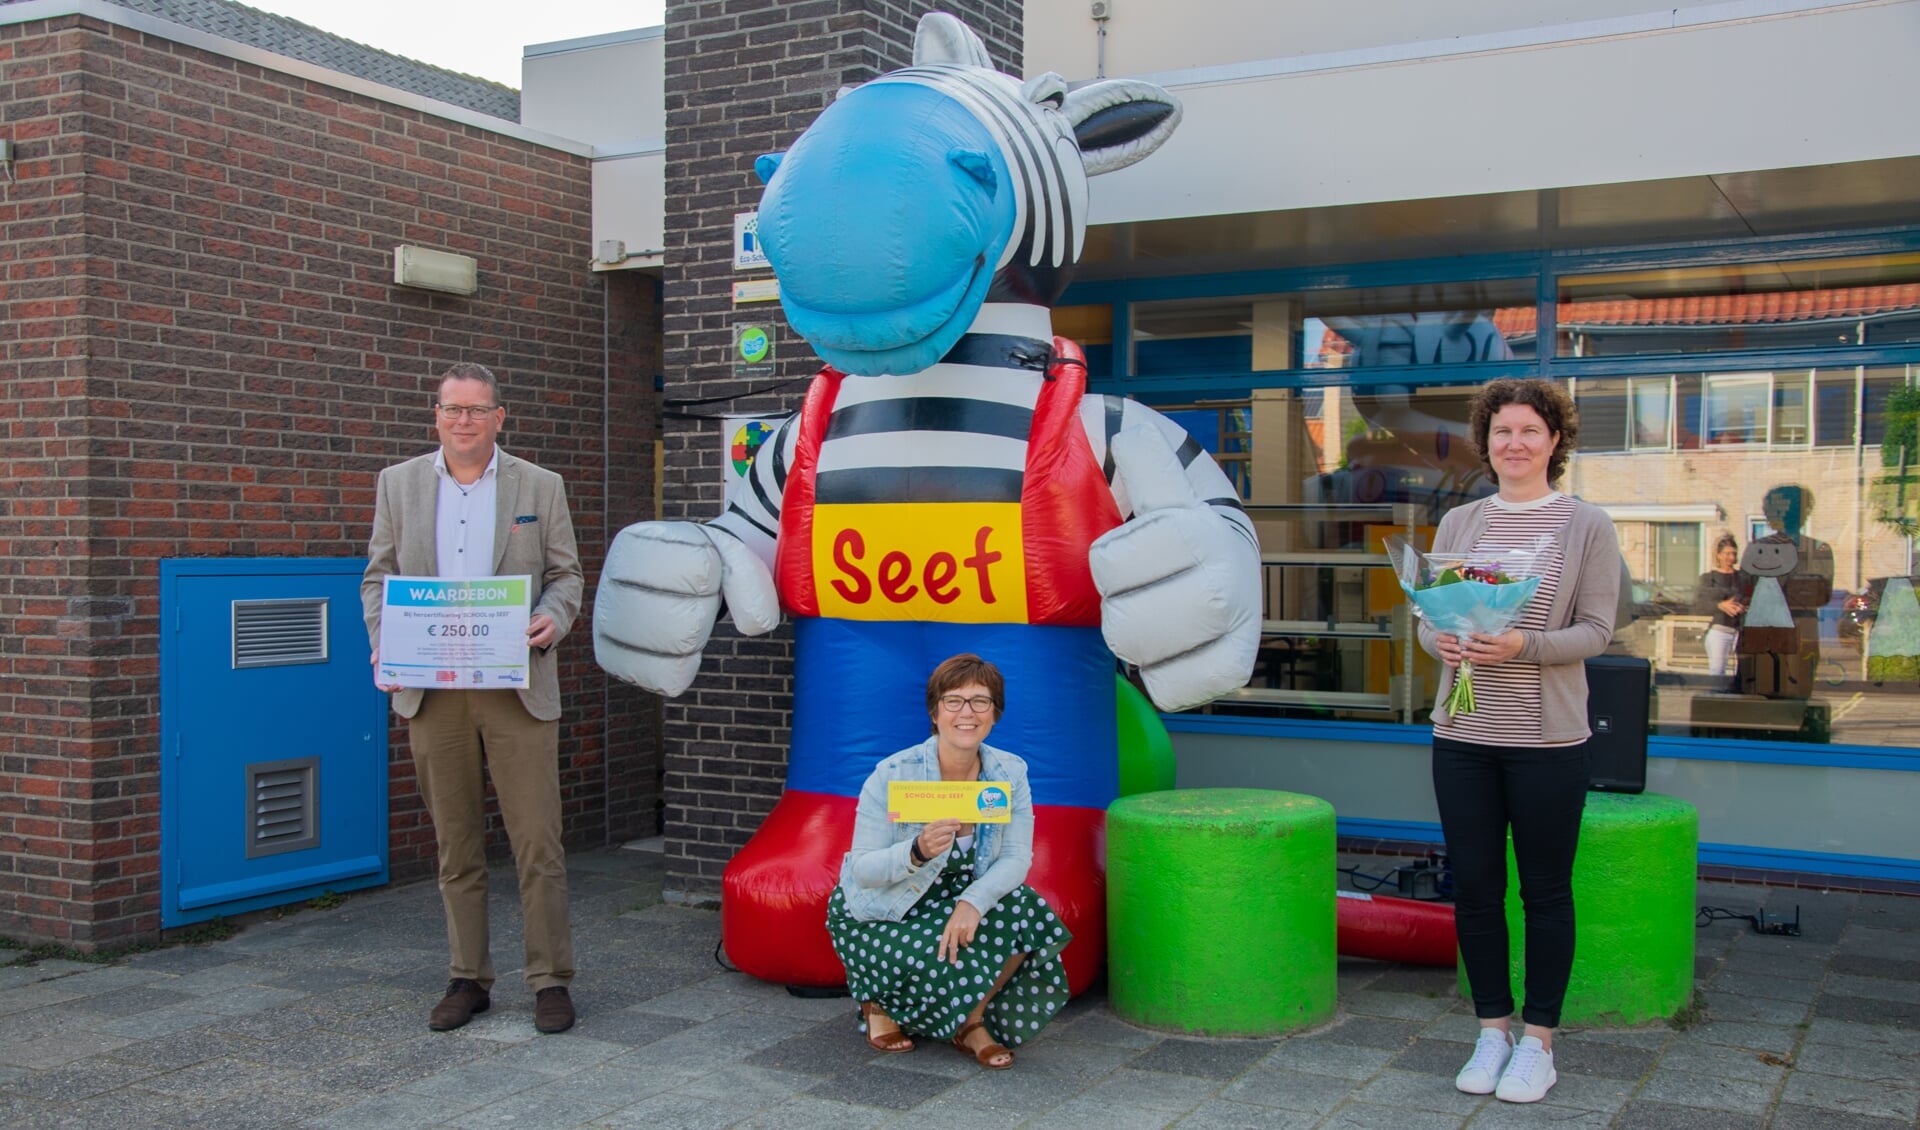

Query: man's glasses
[
  {"left": 938, "top": 695, "right": 995, "bottom": 715},
  {"left": 436, "top": 404, "right": 500, "bottom": 421}
]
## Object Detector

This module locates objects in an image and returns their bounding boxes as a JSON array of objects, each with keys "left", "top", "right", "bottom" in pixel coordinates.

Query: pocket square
[{"left": 514, "top": 515, "right": 539, "bottom": 525}]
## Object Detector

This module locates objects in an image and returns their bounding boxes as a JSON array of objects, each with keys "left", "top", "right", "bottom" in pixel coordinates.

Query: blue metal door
[{"left": 160, "top": 559, "right": 389, "bottom": 926}]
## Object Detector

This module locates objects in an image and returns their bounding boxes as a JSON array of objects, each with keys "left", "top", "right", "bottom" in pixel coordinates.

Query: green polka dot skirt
[{"left": 827, "top": 842, "right": 1072, "bottom": 1046}]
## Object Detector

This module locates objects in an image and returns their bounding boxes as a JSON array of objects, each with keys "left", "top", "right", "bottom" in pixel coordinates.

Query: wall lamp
[{"left": 393, "top": 245, "right": 478, "bottom": 296}]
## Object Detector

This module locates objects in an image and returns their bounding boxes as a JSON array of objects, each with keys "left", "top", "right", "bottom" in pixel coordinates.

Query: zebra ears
[
  {"left": 913, "top": 11, "right": 994, "bottom": 68},
  {"left": 754, "top": 152, "right": 784, "bottom": 185},
  {"left": 1064, "top": 80, "right": 1183, "bottom": 177}
]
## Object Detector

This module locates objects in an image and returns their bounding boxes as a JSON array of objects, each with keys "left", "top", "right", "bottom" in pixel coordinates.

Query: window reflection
[
  {"left": 1568, "top": 367, "right": 1920, "bottom": 746},
  {"left": 1129, "top": 280, "right": 1535, "bottom": 376},
  {"left": 1557, "top": 252, "right": 1920, "bottom": 358}
]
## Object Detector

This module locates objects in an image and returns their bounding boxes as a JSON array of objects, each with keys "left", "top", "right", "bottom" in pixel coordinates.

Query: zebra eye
[{"left": 1021, "top": 72, "right": 1068, "bottom": 110}]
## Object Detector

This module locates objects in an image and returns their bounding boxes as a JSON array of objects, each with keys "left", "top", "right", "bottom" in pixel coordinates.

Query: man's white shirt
[{"left": 434, "top": 446, "right": 499, "bottom": 579}]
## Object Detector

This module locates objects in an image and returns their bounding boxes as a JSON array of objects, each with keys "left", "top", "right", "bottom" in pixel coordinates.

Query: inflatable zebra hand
[
  {"left": 1090, "top": 427, "right": 1263, "bottom": 711},
  {"left": 593, "top": 521, "right": 781, "bottom": 697}
]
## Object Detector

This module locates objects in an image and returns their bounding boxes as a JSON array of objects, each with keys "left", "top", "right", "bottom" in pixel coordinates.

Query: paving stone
[
  {"left": 729, "top": 1094, "right": 894, "bottom": 1129},
  {"left": 0, "top": 1054, "right": 162, "bottom": 1100},
  {"left": 1699, "top": 989, "right": 1813, "bottom": 1025},
  {"left": 59, "top": 984, "right": 201, "bottom": 1019},
  {"left": 0, "top": 1093, "right": 55, "bottom": 1129},
  {"left": 1171, "top": 1098, "right": 1319, "bottom": 1128},
  {"left": 1634, "top": 1067, "right": 1777, "bottom": 1116},
  {"left": 1127, "top": 1037, "right": 1274, "bottom": 1079},
  {"left": 90, "top": 1003, "right": 222, "bottom": 1040},
  {"left": 804, "top": 1060, "right": 961, "bottom": 1110},
  {"left": 1835, "top": 926, "right": 1918, "bottom": 962},
  {"left": 33, "top": 966, "right": 167, "bottom": 996},
  {"left": 1305, "top": 1015, "right": 1424, "bottom": 1050},
  {"left": 1825, "top": 973, "right": 1920, "bottom": 1006},
  {"left": 1719, "top": 941, "right": 1834, "bottom": 978},
  {"left": 1781, "top": 1069, "right": 1920, "bottom": 1122},
  {"left": 1217, "top": 1066, "right": 1356, "bottom": 1115},
  {"left": 103, "top": 1027, "right": 261, "bottom": 1070},
  {"left": 1555, "top": 1037, "right": 1660, "bottom": 1080},
  {"left": 0, "top": 982, "right": 90, "bottom": 1018},
  {"left": 1341, "top": 990, "right": 1457, "bottom": 1022},
  {"left": 669, "top": 1061, "right": 821, "bottom": 1107},
  {"left": 218, "top": 1006, "right": 327, "bottom": 1041},
  {"left": 1348, "top": 1067, "right": 1485, "bottom": 1115},
  {"left": 1768, "top": 1103, "right": 1915, "bottom": 1128},
  {"left": 1685, "top": 1019, "right": 1799, "bottom": 1055},
  {"left": 631, "top": 985, "right": 750, "bottom": 1021},
  {"left": 1828, "top": 953, "right": 1920, "bottom": 982},
  {"left": 397, "top": 1060, "right": 552, "bottom": 1105},
  {"left": 1000, "top": 1037, "right": 1138, "bottom": 1079},
  {"left": 1258, "top": 1037, "right": 1394, "bottom": 1080},
  {"left": 588, "top": 1091, "right": 762, "bottom": 1130},
  {"left": 741, "top": 1018, "right": 879, "bottom": 1076},
  {"left": 1467, "top": 1102, "right": 1614, "bottom": 1127},
  {"left": 0, "top": 1026, "right": 136, "bottom": 1069},
  {"left": 1612, "top": 1100, "right": 1760, "bottom": 1129},
  {"left": 1659, "top": 1034, "right": 1796, "bottom": 1082},
  {"left": 1363, "top": 967, "right": 1461, "bottom": 996},
  {"left": 934, "top": 1060, "right": 1076, "bottom": 1110},
  {"left": 1021, "top": 1096, "right": 1184, "bottom": 1130},
  {"left": 1814, "top": 993, "right": 1920, "bottom": 1029},
  {"left": 478, "top": 1032, "right": 629, "bottom": 1077},
  {"left": 1388, "top": 1037, "right": 1472, "bottom": 1078},
  {"left": 1049, "top": 1010, "right": 1163, "bottom": 1048},
  {"left": 887, "top": 1089, "right": 1029, "bottom": 1128},
  {"left": 305, "top": 1089, "right": 473, "bottom": 1130},
  {"left": 195, "top": 1088, "right": 353, "bottom": 1130},
  {"left": 1532, "top": 1070, "right": 1635, "bottom": 1114},
  {"left": 1558, "top": 1023, "right": 1673, "bottom": 1050},
  {"left": 30, "top": 1085, "right": 214, "bottom": 1130},
  {"left": 1709, "top": 968, "right": 1824, "bottom": 1002},
  {"left": 1315, "top": 1101, "right": 1467, "bottom": 1128}
]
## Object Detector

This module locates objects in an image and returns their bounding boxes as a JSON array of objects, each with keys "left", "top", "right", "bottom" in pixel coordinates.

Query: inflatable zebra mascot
[{"left": 596, "top": 12, "right": 1260, "bottom": 992}]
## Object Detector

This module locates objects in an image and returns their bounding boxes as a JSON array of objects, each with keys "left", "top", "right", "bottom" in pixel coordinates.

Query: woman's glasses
[{"left": 938, "top": 695, "right": 994, "bottom": 714}]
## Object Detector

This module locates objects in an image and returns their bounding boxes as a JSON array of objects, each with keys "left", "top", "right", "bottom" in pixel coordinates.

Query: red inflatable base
[
  {"left": 1336, "top": 891, "right": 1458, "bottom": 967},
  {"left": 721, "top": 790, "right": 1107, "bottom": 995}
]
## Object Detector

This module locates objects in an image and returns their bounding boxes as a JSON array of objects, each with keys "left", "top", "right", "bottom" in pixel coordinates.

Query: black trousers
[{"left": 1432, "top": 735, "right": 1589, "bottom": 1029}]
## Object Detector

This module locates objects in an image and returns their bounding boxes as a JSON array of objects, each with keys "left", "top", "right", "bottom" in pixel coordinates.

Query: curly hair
[
  {"left": 1468, "top": 378, "right": 1579, "bottom": 487},
  {"left": 925, "top": 653, "right": 1005, "bottom": 722}
]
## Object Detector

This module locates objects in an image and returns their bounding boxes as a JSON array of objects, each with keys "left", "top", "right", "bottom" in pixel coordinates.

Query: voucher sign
[
  {"left": 379, "top": 575, "right": 531, "bottom": 689},
  {"left": 886, "top": 780, "right": 1014, "bottom": 824}
]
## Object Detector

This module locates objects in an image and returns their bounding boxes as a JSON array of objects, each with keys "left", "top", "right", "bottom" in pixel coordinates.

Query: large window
[{"left": 1064, "top": 238, "right": 1920, "bottom": 750}]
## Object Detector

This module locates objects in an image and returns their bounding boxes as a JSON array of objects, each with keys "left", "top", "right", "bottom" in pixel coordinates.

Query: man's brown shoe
[
  {"left": 534, "top": 986, "right": 575, "bottom": 1034},
  {"left": 427, "top": 978, "right": 490, "bottom": 1031}
]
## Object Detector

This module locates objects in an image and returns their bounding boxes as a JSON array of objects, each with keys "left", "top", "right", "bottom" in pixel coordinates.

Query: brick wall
[
  {"left": 0, "top": 13, "right": 660, "bottom": 947},
  {"left": 658, "top": 1, "right": 1022, "bottom": 902}
]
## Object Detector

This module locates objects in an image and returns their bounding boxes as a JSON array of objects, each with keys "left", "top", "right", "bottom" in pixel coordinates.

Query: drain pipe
[{"left": 1092, "top": 0, "right": 1112, "bottom": 78}]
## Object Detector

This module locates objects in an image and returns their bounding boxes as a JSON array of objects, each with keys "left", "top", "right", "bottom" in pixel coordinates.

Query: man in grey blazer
[{"left": 360, "top": 362, "right": 585, "bottom": 1035}]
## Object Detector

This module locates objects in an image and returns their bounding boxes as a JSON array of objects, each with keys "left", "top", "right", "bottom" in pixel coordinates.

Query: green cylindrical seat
[
  {"left": 1108, "top": 788, "right": 1336, "bottom": 1036},
  {"left": 1463, "top": 791, "right": 1698, "bottom": 1026}
]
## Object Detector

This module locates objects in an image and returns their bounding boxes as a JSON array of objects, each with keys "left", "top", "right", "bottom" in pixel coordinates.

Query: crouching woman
[{"left": 826, "top": 653, "right": 1072, "bottom": 1069}]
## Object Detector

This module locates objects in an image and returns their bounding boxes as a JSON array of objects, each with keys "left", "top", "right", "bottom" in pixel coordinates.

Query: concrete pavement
[{"left": 1, "top": 844, "right": 1915, "bottom": 1128}]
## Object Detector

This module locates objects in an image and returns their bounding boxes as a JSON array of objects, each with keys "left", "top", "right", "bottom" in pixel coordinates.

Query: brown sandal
[
  {"left": 861, "top": 1002, "right": 913, "bottom": 1053},
  {"left": 952, "top": 1019, "right": 1013, "bottom": 1069}
]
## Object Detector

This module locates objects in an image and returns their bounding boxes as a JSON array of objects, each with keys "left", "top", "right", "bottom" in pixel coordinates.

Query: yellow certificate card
[{"left": 886, "top": 781, "right": 1014, "bottom": 824}]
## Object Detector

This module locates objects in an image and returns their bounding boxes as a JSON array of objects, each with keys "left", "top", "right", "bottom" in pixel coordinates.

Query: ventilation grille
[
  {"left": 246, "top": 758, "right": 319, "bottom": 858},
  {"left": 232, "top": 598, "right": 329, "bottom": 669}
]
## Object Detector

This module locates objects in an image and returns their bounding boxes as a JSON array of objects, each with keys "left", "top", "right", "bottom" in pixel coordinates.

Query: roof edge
[{"left": 0, "top": 0, "right": 593, "bottom": 156}]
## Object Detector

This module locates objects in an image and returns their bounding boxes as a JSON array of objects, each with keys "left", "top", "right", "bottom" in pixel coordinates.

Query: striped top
[
  {"left": 708, "top": 305, "right": 1256, "bottom": 569},
  {"left": 1433, "top": 492, "right": 1578, "bottom": 748}
]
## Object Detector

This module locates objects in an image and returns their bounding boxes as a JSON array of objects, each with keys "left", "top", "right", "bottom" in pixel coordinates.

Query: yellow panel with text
[{"left": 812, "top": 503, "right": 1028, "bottom": 622}]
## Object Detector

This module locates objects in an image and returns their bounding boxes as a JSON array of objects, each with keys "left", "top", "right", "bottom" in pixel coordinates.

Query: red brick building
[{"left": 0, "top": 1, "right": 661, "bottom": 948}]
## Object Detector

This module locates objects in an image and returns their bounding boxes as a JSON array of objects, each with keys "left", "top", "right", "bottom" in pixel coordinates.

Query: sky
[{"left": 239, "top": 1, "right": 665, "bottom": 88}]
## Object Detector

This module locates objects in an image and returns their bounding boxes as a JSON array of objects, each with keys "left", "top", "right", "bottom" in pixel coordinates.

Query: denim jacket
[{"left": 836, "top": 736, "right": 1034, "bottom": 923}]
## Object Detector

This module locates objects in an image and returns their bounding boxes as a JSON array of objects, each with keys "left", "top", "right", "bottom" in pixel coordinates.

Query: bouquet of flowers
[{"left": 1386, "top": 534, "right": 1555, "bottom": 715}]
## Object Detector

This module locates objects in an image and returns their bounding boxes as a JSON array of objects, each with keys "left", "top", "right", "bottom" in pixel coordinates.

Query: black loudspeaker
[{"left": 1585, "top": 655, "right": 1650, "bottom": 794}]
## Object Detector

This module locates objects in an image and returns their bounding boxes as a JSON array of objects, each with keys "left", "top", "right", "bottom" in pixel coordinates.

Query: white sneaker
[
  {"left": 1454, "top": 1028, "right": 1513, "bottom": 1094},
  {"left": 1494, "top": 1035, "right": 1558, "bottom": 1103}
]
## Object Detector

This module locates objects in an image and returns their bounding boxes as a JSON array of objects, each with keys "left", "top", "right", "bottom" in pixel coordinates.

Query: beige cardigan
[{"left": 1416, "top": 495, "right": 1624, "bottom": 744}]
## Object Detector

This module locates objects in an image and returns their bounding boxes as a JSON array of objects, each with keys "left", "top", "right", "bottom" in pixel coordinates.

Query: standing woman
[
  {"left": 1694, "top": 532, "right": 1745, "bottom": 677},
  {"left": 827, "top": 654, "right": 1071, "bottom": 1069},
  {"left": 1418, "top": 379, "right": 1620, "bottom": 1104}
]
